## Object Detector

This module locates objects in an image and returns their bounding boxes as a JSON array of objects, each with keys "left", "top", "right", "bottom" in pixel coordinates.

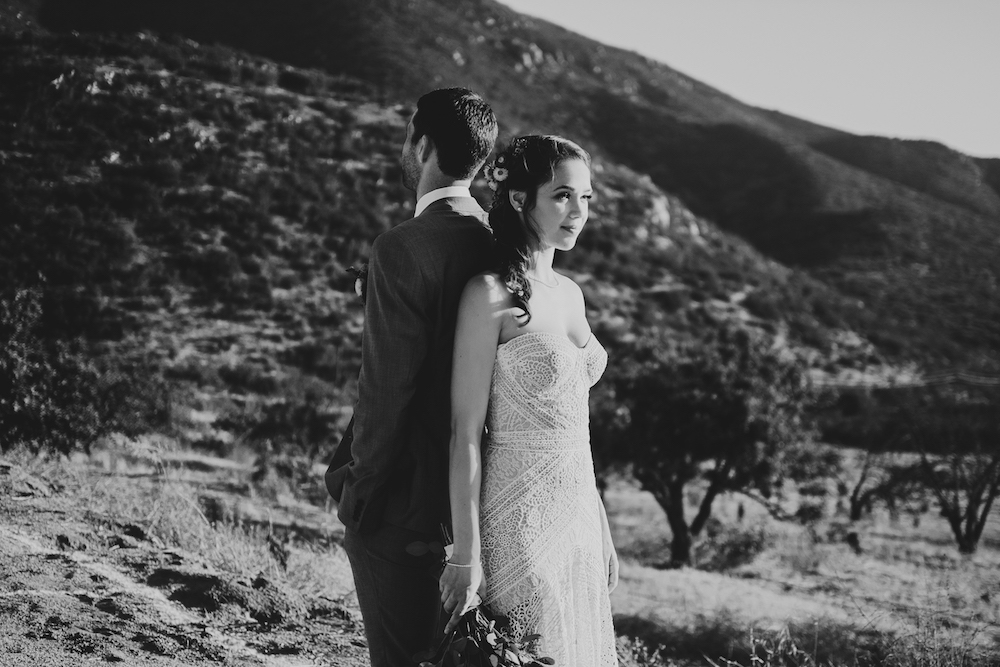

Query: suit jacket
[{"left": 326, "top": 197, "right": 493, "bottom": 535}]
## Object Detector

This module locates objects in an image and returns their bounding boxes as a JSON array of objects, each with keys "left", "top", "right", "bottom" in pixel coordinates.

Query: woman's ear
[{"left": 508, "top": 190, "right": 527, "bottom": 212}]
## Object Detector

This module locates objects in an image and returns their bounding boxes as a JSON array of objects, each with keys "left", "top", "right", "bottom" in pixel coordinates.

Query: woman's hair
[{"left": 485, "top": 135, "right": 590, "bottom": 324}]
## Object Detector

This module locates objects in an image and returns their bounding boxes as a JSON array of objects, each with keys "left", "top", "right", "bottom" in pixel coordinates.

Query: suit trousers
[{"left": 344, "top": 523, "right": 447, "bottom": 667}]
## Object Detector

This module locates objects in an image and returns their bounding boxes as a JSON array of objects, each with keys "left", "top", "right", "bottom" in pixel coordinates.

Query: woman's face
[{"left": 522, "top": 158, "right": 593, "bottom": 252}]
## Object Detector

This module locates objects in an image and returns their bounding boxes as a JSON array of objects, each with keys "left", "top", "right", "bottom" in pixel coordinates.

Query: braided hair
[{"left": 483, "top": 135, "right": 591, "bottom": 324}]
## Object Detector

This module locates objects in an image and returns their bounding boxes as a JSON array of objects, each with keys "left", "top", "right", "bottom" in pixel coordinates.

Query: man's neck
[
  {"left": 414, "top": 184, "right": 475, "bottom": 217},
  {"left": 415, "top": 177, "right": 472, "bottom": 201}
]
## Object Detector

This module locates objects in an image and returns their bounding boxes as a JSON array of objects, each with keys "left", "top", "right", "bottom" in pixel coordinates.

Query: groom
[{"left": 325, "top": 88, "right": 498, "bottom": 666}]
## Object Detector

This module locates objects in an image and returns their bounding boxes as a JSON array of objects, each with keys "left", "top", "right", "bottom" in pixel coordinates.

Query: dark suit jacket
[{"left": 326, "top": 197, "right": 493, "bottom": 535}]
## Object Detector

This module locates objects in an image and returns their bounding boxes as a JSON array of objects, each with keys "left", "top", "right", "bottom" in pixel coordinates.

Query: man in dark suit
[{"left": 325, "top": 88, "right": 497, "bottom": 666}]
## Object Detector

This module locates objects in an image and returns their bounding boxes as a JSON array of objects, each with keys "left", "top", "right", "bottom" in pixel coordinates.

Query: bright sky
[{"left": 501, "top": 0, "right": 1000, "bottom": 158}]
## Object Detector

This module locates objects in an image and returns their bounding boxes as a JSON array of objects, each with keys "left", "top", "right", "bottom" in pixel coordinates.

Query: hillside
[
  {"left": 2, "top": 25, "right": 883, "bottom": 464},
  {"left": 26, "top": 0, "right": 1000, "bottom": 370}
]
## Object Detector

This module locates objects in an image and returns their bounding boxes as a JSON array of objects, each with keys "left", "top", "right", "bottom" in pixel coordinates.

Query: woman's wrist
[
  {"left": 445, "top": 549, "right": 481, "bottom": 567},
  {"left": 444, "top": 559, "right": 480, "bottom": 568}
]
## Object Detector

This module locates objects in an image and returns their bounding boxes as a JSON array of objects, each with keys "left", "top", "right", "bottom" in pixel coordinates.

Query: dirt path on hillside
[{"left": 0, "top": 462, "right": 369, "bottom": 667}]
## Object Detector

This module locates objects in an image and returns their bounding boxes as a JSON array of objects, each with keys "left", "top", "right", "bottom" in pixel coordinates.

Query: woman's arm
[{"left": 440, "top": 275, "right": 506, "bottom": 634}]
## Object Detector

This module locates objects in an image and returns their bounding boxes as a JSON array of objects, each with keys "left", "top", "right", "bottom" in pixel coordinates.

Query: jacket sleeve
[{"left": 337, "top": 230, "right": 430, "bottom": 532}]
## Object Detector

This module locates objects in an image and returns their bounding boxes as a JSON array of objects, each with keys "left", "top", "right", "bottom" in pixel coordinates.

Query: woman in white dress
[{"left": 439, "top": 135, "right": 619, "bottom": 666}]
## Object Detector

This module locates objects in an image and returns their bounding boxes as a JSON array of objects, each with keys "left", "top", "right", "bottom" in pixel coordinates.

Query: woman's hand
[
  {"left": 603, "top": 532, "right": 619, "bottom": 593},
  {"left": 597, "top": 495, "right": 619, "bottom": 593},
  {"left": 439, "top": 561, "right": 484, "bottom": 635}
]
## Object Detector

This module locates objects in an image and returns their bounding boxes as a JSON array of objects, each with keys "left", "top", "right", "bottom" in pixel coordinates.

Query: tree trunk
[
  {"left": 661, "top": 482, "right": 692, "bottom": 566},
  {"left": 848, "top": 497, "right": 864, "bottom": 522},
  {"left": 669, "top": 522, "right": 693, "bottom": 566},
  {"left": 957, "top": 535, "right": 978, "bottom": 555},
  {"left": 636, "top": 468, "right": 695, "bottom": 566},
  {"left": 944, "top": 509, "right": 980, "bottom": 554},
  {"left": 690, "top": 482, "right": 723, "bottom": 538}
]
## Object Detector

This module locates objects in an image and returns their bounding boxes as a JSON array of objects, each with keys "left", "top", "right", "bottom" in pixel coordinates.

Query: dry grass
[
  {"left": 604, "top": 465, "right": 1000, "bottom": 667},
  {"left": 43, "top": 438, "right": 358, "bottom": 606}
]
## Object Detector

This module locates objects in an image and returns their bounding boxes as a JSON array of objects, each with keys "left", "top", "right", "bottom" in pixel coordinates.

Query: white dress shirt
[{"left": 414, "top": 186, "right": 472, "bottom": 217}]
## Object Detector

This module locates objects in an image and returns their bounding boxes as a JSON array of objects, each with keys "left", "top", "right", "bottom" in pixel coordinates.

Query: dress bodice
[{"left": 486, "top": 331, "right": 607, "bottom": 449}]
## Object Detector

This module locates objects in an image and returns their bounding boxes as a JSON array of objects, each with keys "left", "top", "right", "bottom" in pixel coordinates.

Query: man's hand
[{"left": 439, "top": 561, "right": 484, "bottom": 635}]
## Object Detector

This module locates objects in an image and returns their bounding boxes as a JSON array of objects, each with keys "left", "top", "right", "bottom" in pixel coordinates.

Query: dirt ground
[{"left": 0, "top": 457, "right": 369, "bottom": 667}]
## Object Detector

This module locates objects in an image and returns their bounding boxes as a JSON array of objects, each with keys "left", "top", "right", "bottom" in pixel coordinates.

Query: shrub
[
  {"left": 743, "top": 291, "right": 783, "bottom": 320},
  {"left": 694, "top": 518, "right": 771, "bottom": 571},
  {"left": 218, "top": 361, "right": 280, "bottom": 395},
  {"left": 1, "top": 289, "right": 170, "bottom": 454}
]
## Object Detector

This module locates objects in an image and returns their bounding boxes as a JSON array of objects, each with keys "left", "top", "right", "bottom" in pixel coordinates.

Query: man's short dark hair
[{"left": 412, "top": 88, "right": 498, "bottom": 180}]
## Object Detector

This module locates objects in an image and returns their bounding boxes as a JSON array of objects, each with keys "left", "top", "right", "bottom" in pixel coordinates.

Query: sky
[{"left": 501, "top": 0, "right": 1000, "bottom": 158}]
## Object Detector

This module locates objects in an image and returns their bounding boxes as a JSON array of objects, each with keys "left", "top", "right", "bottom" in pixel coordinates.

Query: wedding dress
[{"left": 480, "top": 331, "right": 618, "bottom": 666}]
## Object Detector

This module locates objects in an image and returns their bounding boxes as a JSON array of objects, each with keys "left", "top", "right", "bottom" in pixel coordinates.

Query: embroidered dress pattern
[{"left": 480, "top": 331, "right": 617, "bottom": 666}]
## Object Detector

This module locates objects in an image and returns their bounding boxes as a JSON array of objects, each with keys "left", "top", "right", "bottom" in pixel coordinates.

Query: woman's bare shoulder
[
  {"left": 464, "top": 272, "right": 509, "bottom": 298},
  {"left": 461, "top": 272, "right": 514, "bottom": 313},
  {"left": 556, "top": 272, "right": 586, "bottom": 301}
]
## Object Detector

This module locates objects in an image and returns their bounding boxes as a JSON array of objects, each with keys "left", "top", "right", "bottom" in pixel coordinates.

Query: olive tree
[{"left": 601, "top": 327, "right": 815, "bottom": 565}]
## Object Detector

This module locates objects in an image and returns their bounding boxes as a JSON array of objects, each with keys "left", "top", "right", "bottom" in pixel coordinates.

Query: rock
[
  {"left": 108, "top": 534, "right": 140, "bottom": 549},
  {"left": 56, "top": 534, "right": 88, "bottom": 551},
  {"left": 147, "top": 566, "right": 306, "bottom": 624},
  {"left": 95, "top": 594, "right": 137, "bottom": 621},
  {"left": 121, "top": 523, "right": 149, "bottom": 541},
  {"left": 105, "top": 648, "right": 129, "bottom": 662}
]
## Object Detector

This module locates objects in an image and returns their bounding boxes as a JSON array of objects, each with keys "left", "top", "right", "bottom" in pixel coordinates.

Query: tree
[
  {"left": 603, "top": 327, "right": 815, "bottom": 565},
  {"left": 899, "top": 387, "right": 1000, "bottom": 555},
  {"left": 844, "top": 449, "right": 924, "bottom": 523}
]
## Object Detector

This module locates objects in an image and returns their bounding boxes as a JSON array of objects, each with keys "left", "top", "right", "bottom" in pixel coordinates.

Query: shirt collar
[{"left": 414, "top": 186, "right": 472, "bottom": 216}]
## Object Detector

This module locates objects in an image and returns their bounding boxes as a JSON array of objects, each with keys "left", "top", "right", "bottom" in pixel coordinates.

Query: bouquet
[{"left": 414, "top": 605, "right": 554, "bottom": 667}]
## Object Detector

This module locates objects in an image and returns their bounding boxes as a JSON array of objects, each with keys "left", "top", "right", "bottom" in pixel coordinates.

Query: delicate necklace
[{"left": 527, "top": 273, "right": 560, "bottom": 288}]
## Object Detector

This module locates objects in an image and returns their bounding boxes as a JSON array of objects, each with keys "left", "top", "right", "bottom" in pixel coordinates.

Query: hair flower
[
  {"left": 505, "top": 278, "right": 525, "bottom": 299},
  {"left": 485, "top": 161, "right": 509, "bottom": 191}
]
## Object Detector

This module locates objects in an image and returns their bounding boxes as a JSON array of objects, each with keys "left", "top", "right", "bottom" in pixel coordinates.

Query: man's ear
[
  {"left": 416, "top": 134, "right": 434, "bottom": 165},
  {"left": 508, "top": 190, "right": 527, "bottom": 211}
]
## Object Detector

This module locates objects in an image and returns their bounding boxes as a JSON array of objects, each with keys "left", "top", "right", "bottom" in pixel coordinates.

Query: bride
[{"left": 439, "top": 135, "right": 618, "bottom": 665}]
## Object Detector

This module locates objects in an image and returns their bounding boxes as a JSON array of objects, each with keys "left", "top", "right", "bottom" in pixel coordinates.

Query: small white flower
[{"left": 493, "top": 167, "right": 508, "bottom": 182}]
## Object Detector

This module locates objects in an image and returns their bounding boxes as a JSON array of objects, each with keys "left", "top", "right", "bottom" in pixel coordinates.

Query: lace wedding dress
[{"left": 480, "top": 331, "right": 618, "bottom": 666}]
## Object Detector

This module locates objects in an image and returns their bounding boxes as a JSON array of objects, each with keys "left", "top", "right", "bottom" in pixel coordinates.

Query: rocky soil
[{"left": 0, "top": 457, "right": 369, "bottom": 667}]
